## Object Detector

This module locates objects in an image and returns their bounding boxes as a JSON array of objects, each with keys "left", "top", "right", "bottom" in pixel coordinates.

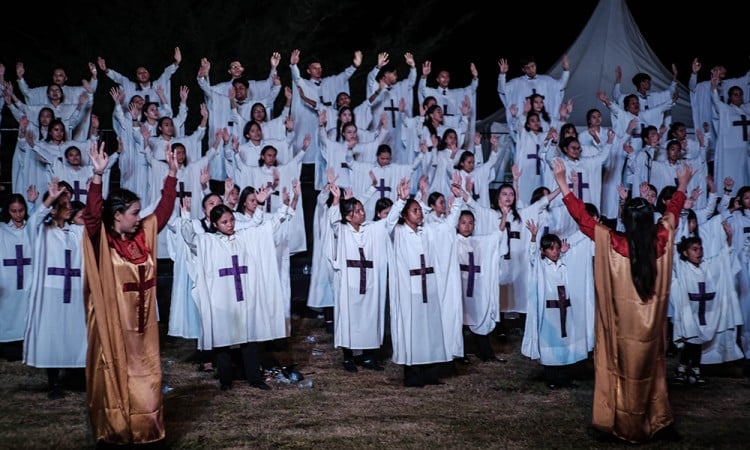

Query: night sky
[{"left": 0, "top": 1, "right": 746, "bottom": 124}]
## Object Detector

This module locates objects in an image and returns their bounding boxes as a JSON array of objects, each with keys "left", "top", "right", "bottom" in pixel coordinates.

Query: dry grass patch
[{"left": 1, "top": 317, "right": 748, "bottom": 449}]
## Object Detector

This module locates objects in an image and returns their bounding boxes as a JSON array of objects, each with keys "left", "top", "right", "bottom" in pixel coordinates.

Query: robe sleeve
[{"left": 154, "top": 175, "right": 178, "bottom": 231}]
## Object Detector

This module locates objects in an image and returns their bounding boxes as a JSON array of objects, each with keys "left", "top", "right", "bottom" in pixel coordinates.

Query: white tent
[{"left": 478, "top": 0, "right": 692, "bottom": 131}]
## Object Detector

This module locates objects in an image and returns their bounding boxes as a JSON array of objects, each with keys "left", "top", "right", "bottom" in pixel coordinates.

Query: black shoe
[
  {"left": 403, "top": 379, "right": 425, "bottom": 388},
  {"left": 547, "top": 383, "right": 557, "bottom": 390},
  {"left": 249, "top": 381, "right": 272, "bottom": 391},
  {"left": 343, "top": 359, "right": 358, "bottom": 372},
  {"left": 220, "top": 383, "right": 232, "bottom": 391},
  {"left": 360, "top": 359, "right": 385, "bottom": 371}
]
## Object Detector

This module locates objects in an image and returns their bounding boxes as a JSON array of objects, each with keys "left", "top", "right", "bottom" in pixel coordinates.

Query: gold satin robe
[
  {"left": 83, "top": 215, "right": 164, "bottom": 444},
  {"left": 591, "top": 220, "right": 674, "bottom": 443}
]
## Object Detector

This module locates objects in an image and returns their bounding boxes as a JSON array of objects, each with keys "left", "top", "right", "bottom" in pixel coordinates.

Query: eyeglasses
[{"left": 230, "top": 65, "right": 243, "bottom": 70}]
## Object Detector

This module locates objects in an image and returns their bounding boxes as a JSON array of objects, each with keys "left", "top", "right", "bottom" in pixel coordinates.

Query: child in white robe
[
  {"left": 388, "top": 177, "right": 464, "bottom": 387},
  {"left": 455, "top": 209, "right": 507, "bottom": 362},
  {"left": 327, "top": 184, "right": 393, "bottom": 372},
  {"left": 0, "top": 191, "right": 37, "bottom": 361},
  {"left": 24, "top": 179, "right": 86, "bottom": 399},
  {"left": 182, "top": 194, "right": 290, "bottom": 391},
  {"left": 522, "top": 226, "right": 588, "bottom": 389}
]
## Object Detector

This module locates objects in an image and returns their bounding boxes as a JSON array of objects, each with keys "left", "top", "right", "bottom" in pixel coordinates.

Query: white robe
[
  {"left": 0, "top": 221, "right": 34, "bottom": 342},
  {"left": 457, "top": 232, "right": 505, "bottom": 336},
  {"left": 166, "top": 215, "right": 204, "bottom": 340},
  {"left": 367, "top": 66, "right": 418, "bottom": 164},
  {"left": 522, "top": 247, "right": 588, "bottom": 366},
  {"left": 727, "top": 210, "right": 750, "bottom": 358},
  {"left": 291, "top": 63, "right": 357, "bottom": 189},
  {"left": 350, "top": 159, "right": 420, "bottom": 221},
  {"left": 328, "top": 207, "right": 392, "bottom": 350},
  {"left": 470, "top": 197, "right": 549, "bottom": 314},
  {"left": 188, "top": 223, "right": 286, "bottom": 351},
  {"left": 23, "top": 211, "right": 86, "bottom": 368},
  {"left": 388, "top": 198, "right": 464, "bottom": 365},
  {"left": 671, "top": 257, "right": 737, "bottom": 350},
  {"left": 235, "top": 150, "right": 307, "bottom": 254},
  {"left": 711, "top": 90, "right": 750, "bottom": 188},
  {"left": 307, "top": 190, "right": 336, "bottom": 310}
]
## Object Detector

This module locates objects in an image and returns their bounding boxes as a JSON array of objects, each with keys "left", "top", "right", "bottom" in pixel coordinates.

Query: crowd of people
[{"left": 0, "top": 48, "right": 749, "bottom": 446}]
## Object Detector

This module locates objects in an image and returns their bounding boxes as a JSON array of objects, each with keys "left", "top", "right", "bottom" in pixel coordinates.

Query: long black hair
[{"left": 622, "top": 197, "right": 657, "bottom": 300}]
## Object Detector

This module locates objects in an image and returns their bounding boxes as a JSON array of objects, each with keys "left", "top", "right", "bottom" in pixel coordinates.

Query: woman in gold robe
[
  {"left": 82, "top": 142, "right": 178, "bottom": 447},
  {"left": 551, "top": 158, "right": 694, "bottom": 443}
]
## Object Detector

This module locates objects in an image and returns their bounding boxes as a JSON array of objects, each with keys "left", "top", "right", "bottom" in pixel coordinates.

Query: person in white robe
[
  {"left": 388, "top": 177, "right": 464, "bottom": 387},
  {"left": 367, "top": 52, "right": 418, "bottom": 165},
  {"left": 497, "top": 55, "right": 570, "bottom": 135},
  {"left": 0, "top": 192, "right": 36, "bottom": 361},
  {"left": 671, "top": 236, "right": 743, "bottom": 385},
  {"left": 234, "top": 182, "right": 299, "bottom": 337},
  {"left": 97, "top": 47, "right": 180, "bottom": 110},
  {"left": 522, "top": 226, "right": 588, "bottom": 389},
  {"left": 689, "top": 58, "right": 750, "bottom": 156},
  {"left": 290, "top": 49, "right": 361, "bottom": 190},
  {"left": 711, "top": 79, "right": 750, "bottom": 189},
  {"left": 455, "top": 209, "right": 506, "bottom": 362},
  {"left": 509, "top": 111, "right": 555, "bottom": 205},
  {"left": 719, "top": 193, "right": 750, "bottom": 366},
  {"left": 23, "top": 180, "right": 86, "bottom": 399},
  {"left": 32, "top": 142, "right": 117, "bottom": 205},
  {"left": 16, "top": 62, "right": 98, "bottom": 141},
  {"left": 233, "top": 140, "right": 307, "bottom": 255},
  {"left": 182, "top": 192, "right": 288, "bottom": 391},
  {"left": 350, "top": 143, "right": 424, "bottom": 222},
  {"left": 418, "top": 61, "right": 479, "bottom": 151},
  {"left": 545, "top": 133, "right": 613, "bottom": 212},
  {"left": 306, "top": 187, "right": 337, "bottom": 330},
  {"left": 468, "top": 175, "right": 560, "bottom": 320},
  {"left": 454, "top": 133, "right": 504, "bottom": 208},
  {"left": 327, "top": 184, "right": 394, "bottom": 372}
]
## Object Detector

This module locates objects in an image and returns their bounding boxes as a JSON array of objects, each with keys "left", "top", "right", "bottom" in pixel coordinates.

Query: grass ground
[{"left": 1, "top": 314, "right": 748, "bottom": 449}]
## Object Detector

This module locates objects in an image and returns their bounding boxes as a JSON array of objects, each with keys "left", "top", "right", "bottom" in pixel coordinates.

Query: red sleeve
[
  {"left": 665, "top": 190, "right": 686, "bottom": 228},
  {"left": 154, "top": 176, "right": 178, "bottom": 231},
  {"left": 83, "top": 181, "right": 103, "bottom": 238},
  {"left": 563, "top": 192, "right": 630, "bottom": 256},
  {"left": 562, "top": 192, "right": 597, "bottom": 240},
  {"left": 654, "top": 190, "right": 686, "bottom": 258}
]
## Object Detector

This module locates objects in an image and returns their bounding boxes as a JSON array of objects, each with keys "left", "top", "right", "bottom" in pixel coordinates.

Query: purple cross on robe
[
  {"left": 346, "top": 247, "right": 374, "bottom": 294},
  {"left": 3, "top": 244, "right": 31, "bottom": 289},
  {"left": 546, "top": 285, "right": 571, "bottom": 338},
  {"left": 688, "top": 282, "right": 716, "bottom": 326},
  {"left": 409, "top": 254, "right": 434, "bottom": 303},
  {"left": 47, "top": 249, "right": 81, "bottom": 304},
  {"left": 218, "top": 255, "right": 249, "bottom": 302},
  {"left": 460, "top": 251, "right": 481, "bottom": 297}
]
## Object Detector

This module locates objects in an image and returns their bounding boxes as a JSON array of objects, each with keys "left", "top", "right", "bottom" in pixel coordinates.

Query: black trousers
[{"left": 215, "top": 342, "right": 262, "bottom": 385}]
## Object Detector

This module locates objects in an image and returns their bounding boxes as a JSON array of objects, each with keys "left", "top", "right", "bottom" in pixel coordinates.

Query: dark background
[{"left": 1, "top": 0, "right": 747, "bottom": 185}]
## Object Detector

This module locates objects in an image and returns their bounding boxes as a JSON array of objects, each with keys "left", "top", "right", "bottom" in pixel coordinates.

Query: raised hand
[
  {"left": 525, "top": 219, "right": 538, "bottom": 236},
  {"left": 89, "top": 140, "right": 108, "bottom": 174}
]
